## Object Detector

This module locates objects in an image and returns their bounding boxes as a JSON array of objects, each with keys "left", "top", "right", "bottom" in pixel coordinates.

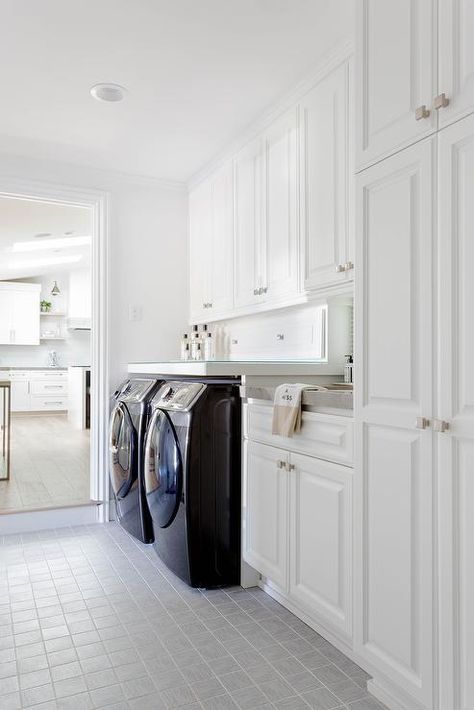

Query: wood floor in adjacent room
[{"left": 0, "top": 414, "right": 90, "bottom": 512}]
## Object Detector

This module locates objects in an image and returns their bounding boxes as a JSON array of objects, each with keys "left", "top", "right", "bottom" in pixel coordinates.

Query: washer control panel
[
  {"left": 119, "top": 378, "right": 157, "bottom": 403},
  {"left": 153, "top": 381, "right": 206, "bottom": 411}
]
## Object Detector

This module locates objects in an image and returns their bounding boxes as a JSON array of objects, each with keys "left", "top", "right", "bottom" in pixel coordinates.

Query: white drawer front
[
  {"left": 30, "top": 395, "right": 68, "bottom": 411},
  {"left": 30, "top": 370, "right": 67, "bottom": 380},
  {"left": 244, "top": 402, "right": 353, "bottom": 466},
  {"left": 30, "top": 381, "right": 68, "bottom": 395},
  {"left": 9, "top": 371, "right": 30, "bottom": 379}
]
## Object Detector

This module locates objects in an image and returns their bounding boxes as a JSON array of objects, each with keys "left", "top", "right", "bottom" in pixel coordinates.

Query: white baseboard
[
  {"left": 367, "top": 678, "right": 428, "bottom": 710},
  {"left": 0, "top": 504, "right": 101, "bottom": 535}
]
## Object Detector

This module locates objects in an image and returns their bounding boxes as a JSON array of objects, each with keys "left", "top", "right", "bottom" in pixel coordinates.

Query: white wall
[{"left": 0, "top": 154, "right": 189, "bottom": 389}]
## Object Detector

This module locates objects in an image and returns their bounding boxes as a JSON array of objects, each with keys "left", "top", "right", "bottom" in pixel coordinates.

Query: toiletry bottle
[
  {"left": 204, "top": 332, "right": 215, "bottom": 361},
  {"left": 183, "top": 343, "right": 190, "bottom": 361},
  {"left": 194, "top": 343, "right": 203, "bottom": 361},
  {"left": 180, "top": 334, "right": 188, "bottom": 360},
  {"left": 344, "top": 355, "right": 353, "bottom": 383},
  {"left": 191, "top": 332, "right": 201, "bottom": 360}
]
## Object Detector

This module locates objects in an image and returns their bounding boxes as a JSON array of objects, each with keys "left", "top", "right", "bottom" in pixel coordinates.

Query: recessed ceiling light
[
  {"left": 12, "top": 236, "right": 91, "bottom": 252},
  {"left": 90, "top": 83, "right": 127, "bottom": 103}
]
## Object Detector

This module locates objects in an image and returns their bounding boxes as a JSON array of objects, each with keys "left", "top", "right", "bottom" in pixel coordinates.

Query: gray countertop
[{"left": 241, "top": 385, "right": 353, "bottom": 417}]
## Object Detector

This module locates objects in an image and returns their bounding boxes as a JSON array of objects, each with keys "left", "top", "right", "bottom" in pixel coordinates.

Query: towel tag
[{"left": 274, "top": 385, "right": 301, "bottom": 408}]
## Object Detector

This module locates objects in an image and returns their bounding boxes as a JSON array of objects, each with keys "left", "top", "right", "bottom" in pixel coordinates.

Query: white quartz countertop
[{"left": 127, "top": 361, "right": 343, "bottom": 377}]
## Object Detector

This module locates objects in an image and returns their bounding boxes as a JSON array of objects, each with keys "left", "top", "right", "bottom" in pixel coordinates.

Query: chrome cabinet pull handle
[
  {"left": 415, "top": 417, "right": 430, "bottom": 429},
  {"left": 415, "top": 105, "right": 430, "bottom": 120},
  {"left": 434, "top": 93, "right": 449, "bottom": 110},
  {"left": 433, "top": 419, "right": 450, "bottom": 432},
  {"left": 335, "top": 264, "right": 345, "bottom": 273}
]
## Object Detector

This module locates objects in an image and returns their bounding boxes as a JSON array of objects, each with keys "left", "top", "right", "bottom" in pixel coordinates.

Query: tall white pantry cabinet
[{"left": 355, "top": 2, "right": 474, "bottom": 709}]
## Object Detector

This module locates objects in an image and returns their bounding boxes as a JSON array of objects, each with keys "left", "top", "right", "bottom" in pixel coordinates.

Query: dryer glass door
[
  {"left": 144, "top": 409, "right": 182, "bottom": 528},
  {"left": 109, "top": 402, "right": 137, "bottom": 499}
]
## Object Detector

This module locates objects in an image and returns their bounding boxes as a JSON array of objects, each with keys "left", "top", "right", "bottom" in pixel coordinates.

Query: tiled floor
[
  {"left": 0, "top": 415, "right": 90, "bottom": 512},
  {"left": 0, "top": 523, "right": 388, "bottom": 710}
]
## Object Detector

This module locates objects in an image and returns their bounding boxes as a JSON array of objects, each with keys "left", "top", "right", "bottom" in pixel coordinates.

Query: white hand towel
[{"left": 272, "top": 383, "right": 327, "bottom": 437}]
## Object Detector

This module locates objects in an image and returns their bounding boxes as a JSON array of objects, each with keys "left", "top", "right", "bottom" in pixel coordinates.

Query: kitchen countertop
[
  {"left": 0, "top": 366, "right": 68, "bottom": 371},
  {"left": 128, "top": 360, "right": 343, "bottom": 377}
]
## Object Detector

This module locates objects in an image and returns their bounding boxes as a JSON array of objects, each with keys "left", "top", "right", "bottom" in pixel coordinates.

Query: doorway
[{"left": 0, "top": 181, "right": 109, "bottom": 523}]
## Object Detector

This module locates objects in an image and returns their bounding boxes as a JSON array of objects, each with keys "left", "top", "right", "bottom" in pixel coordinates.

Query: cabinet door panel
[
  {"left": 11, "top": 290, "right": 40, "bottom": 345},
  {"left": 243, "top": 440, "right": 288, "bottom": 590},
  {"left": 10, "top": 380, "right": 30, "bottom": 412},
  {"left": 439, "top": 0, "right": 474, "bottom": 128},
  {"left": 189, "top": 180, "right": 212, "bottom": 322},
  {"left": 234, "top": 138, "right": 264, "bottom": 308},
  {"left": 355, "top": 140, "right": 434, "bottom": 707},
  {"left": 0, "top": 291, "right": 12, "bottom": 344},
  {"left": 290, "top": 454, "right": 352, "bottom": 639},
  {"left": 438, "top": 115, "right": 474, "bottom": 710},
  {"left": 356, "top": 0, "right": 436, "bottom": 169},
  {"left": 210, "top": 162, "right": 234, "bottom": 315},
  {"left": 300, "top": 62, "right": 350, "bottom": 289},
  {"left": 264, "top": 108, "right": 298, "bottom": 301}
]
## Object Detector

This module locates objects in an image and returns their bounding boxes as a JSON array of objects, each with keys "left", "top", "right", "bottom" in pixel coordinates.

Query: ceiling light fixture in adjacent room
[
  {"left": 90, "top": 83, "right": 127, "bottom": 103},
  {"left": 51, "top": 281, "right": 60, "bottom": 296},
  {"left": 12, "top": 236, "right": 91, "bottom": 252}
]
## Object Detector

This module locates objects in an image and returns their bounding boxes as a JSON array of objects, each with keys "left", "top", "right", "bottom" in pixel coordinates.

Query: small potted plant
[{"left": 40, "top": 300, "right": 52, "bottom": 313}]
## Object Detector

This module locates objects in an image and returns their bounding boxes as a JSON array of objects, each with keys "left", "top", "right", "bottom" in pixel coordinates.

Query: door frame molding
[{"left": 0, "top": 177, "right": 110, "bottom": 520}]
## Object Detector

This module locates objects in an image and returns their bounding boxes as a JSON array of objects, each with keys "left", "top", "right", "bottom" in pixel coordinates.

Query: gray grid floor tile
[{"left": 0, "top": 522, "right": 389, "bottom": 710}]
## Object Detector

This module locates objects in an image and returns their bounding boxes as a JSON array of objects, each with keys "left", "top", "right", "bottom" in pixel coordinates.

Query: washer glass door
[
  {"left": 144, "top": 409, "right": 182, "bottom": 528},
  {"left": 109, "top": 402, "right": 137, "bottom": 499}
]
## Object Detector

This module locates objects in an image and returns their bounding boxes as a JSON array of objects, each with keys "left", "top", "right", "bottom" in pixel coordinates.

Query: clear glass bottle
[
  {"left": 191, "top": 332, "right": 201, "bottom": 360},
  {"left": 180, "top": 333, "right": 189, "bottom": 360},
  {"left": 194, "top": 343, "right": 203, "bottom": 361},
  {"left": 183, "top": 343, "right": 190, "bottom": 361},
  {"left": 204, "top": 332, "right": 215, "bottom": 361}
]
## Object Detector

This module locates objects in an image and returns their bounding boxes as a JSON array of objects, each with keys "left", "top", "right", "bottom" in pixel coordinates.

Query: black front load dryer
[
  {"left": 143, "top": 380, "right": 241, "bottom": 588},
  {"left": 109, "top": 378, "right": 162, "bottom": 543}
]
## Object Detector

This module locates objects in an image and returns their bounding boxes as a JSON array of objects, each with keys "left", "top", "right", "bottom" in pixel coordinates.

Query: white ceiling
[
  {"left": 0, "top": 0, "right": 354, "bottom": 182},
  {"left": 0, "top": 196, "right": 92, "bottom": 281}
]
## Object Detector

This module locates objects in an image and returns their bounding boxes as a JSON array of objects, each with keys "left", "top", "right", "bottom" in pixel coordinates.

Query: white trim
[
  {"left": 0, "top": 177, "right": 110, "bottom": 520},
  {"left": 0, "top": 504, "right": 101, "bottom": 535},
  {"left": 188, "top": 39, "right": 354, "bottom": 189}
]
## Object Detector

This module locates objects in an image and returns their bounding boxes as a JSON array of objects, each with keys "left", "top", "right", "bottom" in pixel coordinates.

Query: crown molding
[{"left": 188, "top": 37, "right": 354, "bottom": 190}]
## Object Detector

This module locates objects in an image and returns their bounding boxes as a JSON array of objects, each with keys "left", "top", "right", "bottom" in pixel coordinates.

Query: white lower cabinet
[
  {"left": 243, "top": 440, "right": 289, "bottom": 591},
  {"left": 243, "top": 410, "right": 354, "bottom": 644},
  {"left": 289, "top": 453, "right": 352, "bottom": 639},
  {"left": 9, "top": 370, "right": 68, "bottom": 412}
]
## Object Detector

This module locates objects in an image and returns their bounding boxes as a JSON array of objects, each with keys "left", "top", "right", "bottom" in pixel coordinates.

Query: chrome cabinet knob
[
  {"left": 253, "top": 288, "right": 258, "bottom": 295},
  {"left": 415, "top": 105, "right": 430, "bottom": 120},
  {"left": 434, "top": 93, "right": 449, "bottom": 110},
  {"left": 276, "top": 460, "right": 285, "bottom": 469},
  {"left": 433, "top": 419, "right": 450, "bottom": 432},
  {"left": 415, "top": 417, "right": 430, "bottom": 430},
  {"left": 344, "top": 261, "right": 354, "bottom": 271},
  {"left": 335, "top": 264, "right": 345, "bottom": 273},
  {"left": 262, "top": 286, "right": 268, "bottom": 294}
]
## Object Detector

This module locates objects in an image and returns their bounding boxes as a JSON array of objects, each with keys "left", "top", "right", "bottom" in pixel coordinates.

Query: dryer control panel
[
  {"left": 152, "top": 381, "right": 206, "bottom": 411},
  {"left": 118, "top": 378, "right": 157, "bottom": 403}
]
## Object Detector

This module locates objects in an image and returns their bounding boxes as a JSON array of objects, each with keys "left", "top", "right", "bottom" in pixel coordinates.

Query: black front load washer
[
  {"left": 109, "top": 378, "right": 162, "bottom": 543},
  {"left": 143, "top": 380, "right": 241, "bottom": 588}
]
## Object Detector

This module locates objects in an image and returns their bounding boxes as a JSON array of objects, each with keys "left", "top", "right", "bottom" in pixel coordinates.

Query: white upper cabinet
[
  {"left": 234, "top": 136, "right": 264, "bottom": 309},
  {"left": 0, "top": 283, "right": 40, "bottom": 345},
  {"left": 262, "top": 107, "right": 299, "bottom": 303},
  {"left": 300, "top": 61, "right": 353, "bottom": 290},
  {"left": 356, "top": 0, "right": 437, "bottom": 170},
  {"left": 438, "top": 0, "right": 474, "bottom": 128},
  {"left": 355, "top": 139, "right": 435, "bottom": 708},
  {"left": 189, "top": 161, "right": 234, "bottom": 322},
  {"left": 437, "top": 114, "right": 474, "bottom": 710},
  {"left": 189, "top": 179, "right": 212, "bottom": 323}
]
